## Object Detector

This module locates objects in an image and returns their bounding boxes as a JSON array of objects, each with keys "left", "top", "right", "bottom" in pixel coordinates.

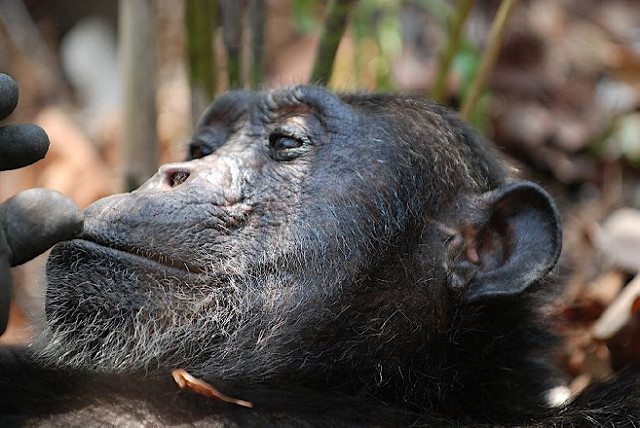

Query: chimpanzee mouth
[{"left": 71, "top": 238, "right": 205, "bottom": 275}]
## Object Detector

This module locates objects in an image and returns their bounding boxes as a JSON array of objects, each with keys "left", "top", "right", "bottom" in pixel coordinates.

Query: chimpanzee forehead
[
  {"left": 196, "top": 86, "right": 355, "bottom": 130},
  {"left": 262, "top": 86, "right": 349, "bottom": 113}
]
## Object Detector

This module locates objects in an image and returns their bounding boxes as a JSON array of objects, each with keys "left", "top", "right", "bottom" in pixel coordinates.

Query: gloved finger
[
  {"left": 0, "top": 189, "right": 84, "bottom": 266},
  {"left": 0, "top": 124, "right": 50, "bottom": 170},
  {"left": 0, "top": 73, "right": 19, "bottom": 121}
]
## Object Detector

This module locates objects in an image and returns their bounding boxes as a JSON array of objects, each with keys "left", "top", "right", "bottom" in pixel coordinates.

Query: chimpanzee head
[{"left": 40, "top": 86, "right": 561, "bottom": 412}]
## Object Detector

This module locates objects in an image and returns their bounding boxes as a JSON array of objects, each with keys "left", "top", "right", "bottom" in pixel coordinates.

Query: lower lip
[{"left": 69, "top": 239, "right": 203, "bottom": 275}]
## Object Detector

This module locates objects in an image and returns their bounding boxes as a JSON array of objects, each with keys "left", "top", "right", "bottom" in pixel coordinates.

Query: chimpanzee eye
[
  {"left": 269, "top": 134, "right": 303, "bottom": 151},
  {"left": 188, "top": 142, "right": 214, "bottom": 160},
  {"left": 267, "top": 128, "right": 309, "bottom": 161}
]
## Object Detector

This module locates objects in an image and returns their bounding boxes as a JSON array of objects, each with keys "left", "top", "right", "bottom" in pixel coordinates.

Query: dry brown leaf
[
  {"left": 597, "top": 209, "right": 640, "bottom": 273},
  {"left": 584, "top": 271, "right": 627, "bottom": 306},
  {"left": 592, "top": 275, "right": 640, "bottom": 340},
  {"left": 171, "top": 369, "right": 254, "bottom": 408}
]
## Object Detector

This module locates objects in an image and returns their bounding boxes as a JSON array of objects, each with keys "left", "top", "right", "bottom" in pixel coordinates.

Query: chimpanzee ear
[{"left": 446, "top": 181, "right": 562, "bottom": 301}]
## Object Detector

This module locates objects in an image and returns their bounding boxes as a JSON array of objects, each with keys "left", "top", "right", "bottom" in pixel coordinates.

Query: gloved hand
[{"left": 0, "top": 73, "right": 84, "bottom": 335}]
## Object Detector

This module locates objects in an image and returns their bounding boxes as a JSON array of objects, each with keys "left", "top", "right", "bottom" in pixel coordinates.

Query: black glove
[{"left": 0, "top": 73, "right": 84, "bottom": 335}]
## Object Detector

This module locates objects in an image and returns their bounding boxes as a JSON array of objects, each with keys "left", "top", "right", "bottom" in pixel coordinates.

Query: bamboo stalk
[
  {"left": 221, "top": 0, "right": 245, "bottom": 89},
  {"left": 310, "top": 0, "right": 358, "bottom": 85},
  {"left": 119, "top": 0, "right": 159, "bottom": 191},
  {"left": 459, "top": 0, "right": 519, "bottom": 121},
  {"left": 186, "top": 0, "right": 218, "bottom": 125},
  {"left": 430, "top": 0, "right": 476, "bottom": 103},
  {"left": 249, "top": 0, "right": 266, "bottom": 89}
]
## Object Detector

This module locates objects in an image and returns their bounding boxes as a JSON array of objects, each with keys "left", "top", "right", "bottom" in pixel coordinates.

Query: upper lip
[{"left": 78, "top": 235, "right": 204, "bottom": 275}]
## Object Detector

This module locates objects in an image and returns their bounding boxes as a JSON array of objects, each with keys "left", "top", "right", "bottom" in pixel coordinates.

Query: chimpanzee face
[
  {"left": 39, "top": 87, "right": 560, "bottom": 399},
  {"left": 40, "top": 86, "right": 421, "bottom": 375}
]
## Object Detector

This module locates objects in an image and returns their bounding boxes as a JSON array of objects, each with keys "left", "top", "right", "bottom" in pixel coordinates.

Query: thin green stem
[{"left": 460, "top": 0, "right": 519, "bottom": 121}]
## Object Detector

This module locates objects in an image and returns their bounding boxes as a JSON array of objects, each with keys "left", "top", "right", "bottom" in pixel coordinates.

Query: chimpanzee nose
[
  {"left": 149, "top": 158, "right": 241, "bottom": 204},
  {"left": 158, "top": 164, "right": 192, "bottom": 189}
]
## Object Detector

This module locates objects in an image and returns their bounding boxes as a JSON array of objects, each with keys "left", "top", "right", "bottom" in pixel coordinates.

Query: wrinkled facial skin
[{"left": 40, "top": 86, "right": 430, "bottom": 378}]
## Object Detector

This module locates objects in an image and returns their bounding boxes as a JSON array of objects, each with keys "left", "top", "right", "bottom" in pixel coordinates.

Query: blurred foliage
[
  {"left": 430, "top": 0, "right": 474, "bottom": 102},
  {"left": 616, "top": 114, "right": 640, "bottom": 166},
  {"left": 410, "top": 0, "right": 452, "bottom": 23},
  {"left": 273, "top": 0, "right": 498, "bottom": 127},
  {"left": 291, "top": 0, "right": 323, "bottom": 34},
  {"left": 592, "top": 114, "right": 640, "bottom": 167},
  {"left": 351, "top": 0, "right": 402, "bottom": 90}
]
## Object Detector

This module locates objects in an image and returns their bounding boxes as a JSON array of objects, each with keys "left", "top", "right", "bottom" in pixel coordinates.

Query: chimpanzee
[{"left": 0, "top": 79, "right": 638, "bottom": 425}]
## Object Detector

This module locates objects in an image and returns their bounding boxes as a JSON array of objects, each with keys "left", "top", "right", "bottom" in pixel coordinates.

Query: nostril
[{"left": 166, "top": 169, "right": 190, "bottom": 188}]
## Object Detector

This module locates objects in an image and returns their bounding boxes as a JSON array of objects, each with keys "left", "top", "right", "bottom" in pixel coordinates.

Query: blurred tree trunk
[
  {"left": 119, "top": 0, "right": 158, "bottom": 191},
  {"left": 186, "top": 0, "right": 218, "bottom": 125}
]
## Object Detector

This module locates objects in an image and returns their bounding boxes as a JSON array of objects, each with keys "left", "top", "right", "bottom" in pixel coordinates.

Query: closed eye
[
  {"left": 269, "top": 134, "right": 303, "bottom": 150},
  {"left": 267, "top": 128, "right": 309, "bottom": 161}
]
